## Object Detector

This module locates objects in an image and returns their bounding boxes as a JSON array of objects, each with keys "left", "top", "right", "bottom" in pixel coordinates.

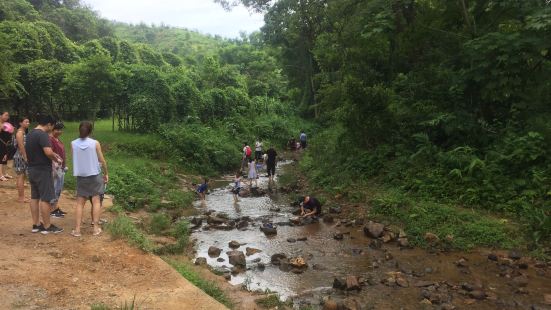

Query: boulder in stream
[
  {"left": 207, "top": 216, "right": 227, "bottom": 225},
  {"left": 194, "top": 257, "right": 207, "bottom": 266},
  {"left": 227, "top": 250, "right": 246, "bottom": 267},
  {"left": 271, "top": 253, "right": 287, "bottom": 265},
  {"left": 245, "top": 247, "right": 262, "bottom": 256},
  {"left": 364, "top": 221, "right": 385, "bottom": 238},
  {"left": 228, "top": 240, "right": 241, "bottom": 249},
  {"left": 260, "top": 223, "right": 277, "bottom": 235},
  {"left": 207, "top": 246, "right": 222, "bottom": 257}
]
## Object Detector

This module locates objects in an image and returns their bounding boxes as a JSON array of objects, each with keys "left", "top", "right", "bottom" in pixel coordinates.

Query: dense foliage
[
  {"left": 226, "top": 0, "right": 551, "bottom": 246},
  {"left": 0, "top": 0, "right": 304, "bottom": 174}
]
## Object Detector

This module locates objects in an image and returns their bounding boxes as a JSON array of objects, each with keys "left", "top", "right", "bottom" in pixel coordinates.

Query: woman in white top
[
  {"left": 71, "top": 121, "right": 108, "bottom": 237},
  {"left": 255, "top": 139, "right": 262, "bottom": 161}
]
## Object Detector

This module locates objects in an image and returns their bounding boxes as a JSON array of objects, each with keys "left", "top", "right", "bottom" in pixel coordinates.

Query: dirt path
[{"left": 0, "top": 175, "right": 228, "bottom": 310}]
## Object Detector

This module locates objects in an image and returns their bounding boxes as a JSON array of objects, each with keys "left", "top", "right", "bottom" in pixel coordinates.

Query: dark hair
[
  {"left": 37, "top": 114, "right": 55, "bottom": 126},
  {"left": 79, "top": 121, "right": 93, "bottom": 139},
  {"left": 53, "top": 121, "right": 65, "bottom": 130},
  {"left": 17, "top": 117, "right": 28, "bottom": 124}
]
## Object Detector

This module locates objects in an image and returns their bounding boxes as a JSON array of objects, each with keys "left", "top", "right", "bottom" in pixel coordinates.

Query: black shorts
[
  {"left": 300, "top": 141, "right": 307, "bottom": 149},
  {"left": 255, "top": 151, "right": 262, "bottom": 160},
  {"left": 28, "top": 166, "right": 55, "bottom": 202},
  {"left": 267, "top": 162, "right": 276, "bottom": 176}
]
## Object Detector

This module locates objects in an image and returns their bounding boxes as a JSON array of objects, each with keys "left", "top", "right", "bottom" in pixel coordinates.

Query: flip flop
[
  {"left": 93, "top": 228, "right": 102, "bottom": 236},
  {"left": 70, "top": 230, "right": 82, "bottom": 237},
  {"left": 3, "top": 174, "right": 13, "bottom": 179},
  {"left": 0, "top": 176, "right": 7, "bottom": 182}
]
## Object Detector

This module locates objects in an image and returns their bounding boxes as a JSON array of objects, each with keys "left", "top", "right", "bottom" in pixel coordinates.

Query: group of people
[{"left": 0, "top": 112, "right": 108, "bottom": 236}]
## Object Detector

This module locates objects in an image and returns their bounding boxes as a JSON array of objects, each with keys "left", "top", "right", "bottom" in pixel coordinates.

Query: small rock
[
  {"left": 297, "top": 237, "right": 308, "bottom": 241},
  {"left": 190, "top": 217, "right": 203, "bottom": 226},
  {"left": 228, "top": 240, "right": 241, "bottom": 249},
  {"left": 329, "top": 206, "right": 342, "bottom": 214},
  {"left": 396, "top": 276, "right": 409, "bottom": 288},
  {"left": 224, "top": 274, "right": 231, "bottom": 280},
  {"left": 195, "top": 257, "right": 207, "bottom": 265},
  {"left": 313, "top": 264, "right": 326, "bottom": 270},
  {"left": 250, "top": 257, "right": 261, "bottom": 263},
  {"left": 245, "top": 247, "right": 262, "bottom": 256},
  {"left": 455, "top": 258, "right": 468, "bottom": 267},
  {"left": 236, "top": 220, "right": 248, "bottom": 230},
  {"left": 333, "top": 233, "right": 344, "bottom": 240},
  {"left": 461, "top": 283, "right": 474, "bottom": 291},
  {"left": 333, "top": 277, "right": 347, "bottom": 290},
  {"left": 227, "top": 250, "right": 246, "bottom": 267},
  {"left": 424, "top": 232, "right": 439, "bottom": 243},
  {"left": 488, "top": 253, "right": 498, "bottom": 261},
  {"left": 271, "top": 253, "right": 287, "bottom": 265},
  {"left": 398, "top": 238, "right": 409, "bottom": 247},
  {"left": 469, "top": 290, "right": 486, "bottom": 300},
  {"left": 346, "top": 275, "right": 360, "bottom": 291},
  {"left": 323, "top": 299, "right": 338, "bottom": 310},
  {"left": 508, "top": 251, "right": 522, "bottom": 260},
  {"left": 414, "top": 281, "right": 435, "bottom": 287},
  {"left": 289, "top": 256, "right": 308, "bottom": 269},
  {"left": 287, "top": 238, "right": 297, "bottom": 243},
  {"left": 207, "top": 216, "right": 227, "bottom": 225},
  {"left": 420, "top": 298, "right": 432, "bottom": 305},
  {"left": 208, "top": 246, "right": 222, "bottom": 257},
  {"left": 364, "top": 221, "right": 385, "bottom": 238},
  {"left": 260, "top": 224, "right": 277, "bottom": 235},
  {"left": 217, "top": 258, "right": 225, "bottom": 262},
  {"left": 256, "top": 262, "right": 265, "bottom": 271},
  {"left": 512, "top": 275, "right": 529, "bottom": 287}
]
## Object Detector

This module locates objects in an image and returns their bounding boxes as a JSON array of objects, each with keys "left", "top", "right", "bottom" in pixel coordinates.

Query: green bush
[
  {"left": 149, "top": 213, "right": 171, "bottom": 235},
  {"left": 106, "top": 216, "right": 153, "bottom": 252}
]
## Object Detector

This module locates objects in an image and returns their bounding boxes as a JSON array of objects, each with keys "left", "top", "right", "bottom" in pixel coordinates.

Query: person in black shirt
[
  {"left": 300, "top": 196, "right": 321, "bottom": 218},
  {"left": 25, "top": 115, "right": 63, "bottom": 234},
  {"left": 265, "top": 146, "right": 277, "bottom": 182}
]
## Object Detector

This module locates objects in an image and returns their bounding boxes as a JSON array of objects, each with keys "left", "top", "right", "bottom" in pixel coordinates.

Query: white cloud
[{"left": 83, "top": 0, "right": 264, "bottom": 38}]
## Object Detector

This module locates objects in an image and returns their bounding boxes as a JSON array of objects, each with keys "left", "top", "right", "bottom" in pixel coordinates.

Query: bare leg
[
  {"left": 30, "top": 199, "right": 40, "bottom": 225},
  {"left": 91, "top": 195, "right": 101, "bottom": 234},
  {"left": 0, "top": 164, "right": 5, "bottom": 176},
  {"left": 40, "top": 201, "right": 51, "bottom": 228},
  {"left": 17, "top": 174, "right": 26, "bottom": 202},
  {"left": 75, "top": 197, "right": 86, "bottom": 234}
]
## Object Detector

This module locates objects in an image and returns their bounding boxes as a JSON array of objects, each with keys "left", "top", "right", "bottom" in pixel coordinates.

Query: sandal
[
  {"left": 93, "top": 228, "right": 102, "bottom": 236},
  {"left": 0, "top": 176, "right": 7, "bottom": 182},
  {"left": 70, "top": 230, "right": 82, "bottom": 237},
  {"left": 4, "top": 174, "right": 13, "bottom": 179}
]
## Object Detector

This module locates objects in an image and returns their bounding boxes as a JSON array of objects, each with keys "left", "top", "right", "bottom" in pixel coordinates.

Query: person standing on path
[
  {"left": 25, "top": 115, "right": 63, "bottom": 234},
  {"left": 0, "top": 111, "right": 14, "bottom": 181},
  {"left": 299, "top": 130, "right": 307, "bottom": 149},
  {"left": 13, "top": 117, "right": 30, "bottom": 202},
  {"left": 71, "top": 121, "right": 108, "bottom": 237},
  {"left": 255, "top": 138, "right": 262, "bottom": 161},
  {"left": 265, "top": 145, "right": 277, "bottom": 183},
  {"left": 50, "top": 122, "right": 68, "bottom": 218}
]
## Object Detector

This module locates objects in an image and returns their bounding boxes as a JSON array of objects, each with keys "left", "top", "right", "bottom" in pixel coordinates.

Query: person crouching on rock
[{"left": 300, "top": 196, "right": 322, "bottom": 219}]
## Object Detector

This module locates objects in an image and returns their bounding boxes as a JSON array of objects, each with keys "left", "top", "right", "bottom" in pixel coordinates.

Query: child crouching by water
[
  {"left": 232, "top": 172, "right": 241, "bottom": 202},
  {"left": 196, "top": 178, "right": 208, "bottom": 201}
]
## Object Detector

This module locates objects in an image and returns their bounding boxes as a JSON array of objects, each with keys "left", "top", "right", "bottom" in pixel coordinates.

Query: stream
[{"left": 190, "top": 162, "right": 551, "bottom": 309}]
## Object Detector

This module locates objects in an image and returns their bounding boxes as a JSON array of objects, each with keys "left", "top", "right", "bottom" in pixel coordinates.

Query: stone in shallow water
[
  {"left": 364, "top": 221, "right": 385, "bottom": 238},
  {"left": 245, "top": 247, "right": 262, "bottom": 256},
  {"left": 208, "top": 246, "right": 222, "bottom": 257},
  {"left": 227, "top": 250, "right": 246, "bottom": 267},
  {"left": 228, "top": 240, "right": 240, "bottom": 249}
]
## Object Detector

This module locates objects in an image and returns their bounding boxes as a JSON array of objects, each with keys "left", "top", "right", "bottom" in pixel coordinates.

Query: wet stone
[
  {"left": 508, "top": 251, "right": 522, "bottom": 260},
  {"left": 256, "top": 262, "right": 266, "bottom": 271},
  {"left": 488, "top": 253, "right": 498, "bottom": 261},
  {"left": 345, "top": 275, "right": 360, "bottom": 291},
  {"left": 217, "top": 258, "right": 225, "bottom": 262},
  {"left": 455, "top": 258, "right": 468, "bottom": 268},
  {"left": 287, "top": 238, "right": 297, "bottom": 243},
  {"left": 195, "top": 257, "right": 207, "bottom": 266},
  {"left": 297, "top": 237, "right": 308, "bottom": 241},
  {"left": 228, "top": 240, "right": 241, "bottom": 249},
  {"left": 333, "top": 277, "right": 347, "bottom": 290},
  {"left": 235, "top": 220, "right": 248, "bottom": 230},
  {"left": 398, "top": 238, "right": 410, "bottom": 248},
  {"left": 329, "top": 206, "right": 342, "bottom": 214},
  {"left": 245, "top": 247, "right": 262, "bottom": 256},
  {"left": 271, "top": 253, "right": 287, "bottom": 265},
  {"left": 469, "top": 290, "right": 487, "bottom": 300},
  {"left": 364, "top": 221, "right": 385, "bottom": 238},
  {"left": 333, "top": 233, "right": 344, "bottom": 240},
  {"left": 227, "top": 250, "right": 246, "bottom": 267},
  {"left": 224, "top": 274, "right": 231, "bottom": 280},
  {"left": 208, "top": 246, "right": 222, "bottom": 257}
]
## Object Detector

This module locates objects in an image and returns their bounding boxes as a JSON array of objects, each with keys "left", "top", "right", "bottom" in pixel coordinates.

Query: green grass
[
  {"left": 167, "top": 260, "right": 233, "bottom": 308},
  {"left": 370, "top": 188, "right": 522, "bottom": 250},
  {"left": 106, "top": 215, "right": 154, "bottom": 252},
  {"left": 255, "top": 295, "right": 287, "bottom": 308},
  {"left": 149, "top": 213, "right": 171, "bottom": 235}
]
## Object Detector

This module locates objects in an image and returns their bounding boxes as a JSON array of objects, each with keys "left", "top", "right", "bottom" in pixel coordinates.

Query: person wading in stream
[
  {"left": 232, "top": 172, "right": 242, "bottom": 203},
  {"left": 266, "top": 145, "right": 277, "bottom": 182}
]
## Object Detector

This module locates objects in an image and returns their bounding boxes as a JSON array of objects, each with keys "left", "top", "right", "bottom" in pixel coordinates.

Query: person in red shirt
[{"left": 50, "top": 122, "right": 67, "bottom": 218}]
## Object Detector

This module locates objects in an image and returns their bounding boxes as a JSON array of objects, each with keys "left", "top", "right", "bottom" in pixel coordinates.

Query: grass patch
[
  {"left": 154, "top": 220, "right": 190, "bottom": 255},
  {"left": 370, "top": 189, "right": 522, "bottom": 250},
  {"left": 167, "top": 260, "right": 233, "bottom": 308},
  {"left": 148, "top": 213, "right": 171, "bottom": 235},
  {"left": 255, "top": 295, "right": 286, "bottom": 308},
  {"left": 106, "top": 215, "right": 153, "bottom": 252}
]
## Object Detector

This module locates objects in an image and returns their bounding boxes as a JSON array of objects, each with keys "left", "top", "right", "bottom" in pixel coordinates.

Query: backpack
[{"left": 245, "top": 146, "right": 252, "bottom": 157}]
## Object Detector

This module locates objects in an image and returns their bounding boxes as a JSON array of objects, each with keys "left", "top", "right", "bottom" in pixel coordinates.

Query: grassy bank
[{"left": 279, "top": 157, "right": 535, "bottom": 255}]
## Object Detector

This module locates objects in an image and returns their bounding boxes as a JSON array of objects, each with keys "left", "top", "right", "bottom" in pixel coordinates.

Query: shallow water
[{"left": 191, "top": 162, "right": 551, "bottom": 309}]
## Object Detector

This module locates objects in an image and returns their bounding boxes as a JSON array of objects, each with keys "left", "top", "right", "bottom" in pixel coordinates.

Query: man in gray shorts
[{"left": 25, "top": 115, "right": 63, "bottom": 234}]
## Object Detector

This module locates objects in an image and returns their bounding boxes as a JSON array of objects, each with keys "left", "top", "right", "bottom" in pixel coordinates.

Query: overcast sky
[{"left": 83, "top": 0, "right": 264, "bottom": 38}]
